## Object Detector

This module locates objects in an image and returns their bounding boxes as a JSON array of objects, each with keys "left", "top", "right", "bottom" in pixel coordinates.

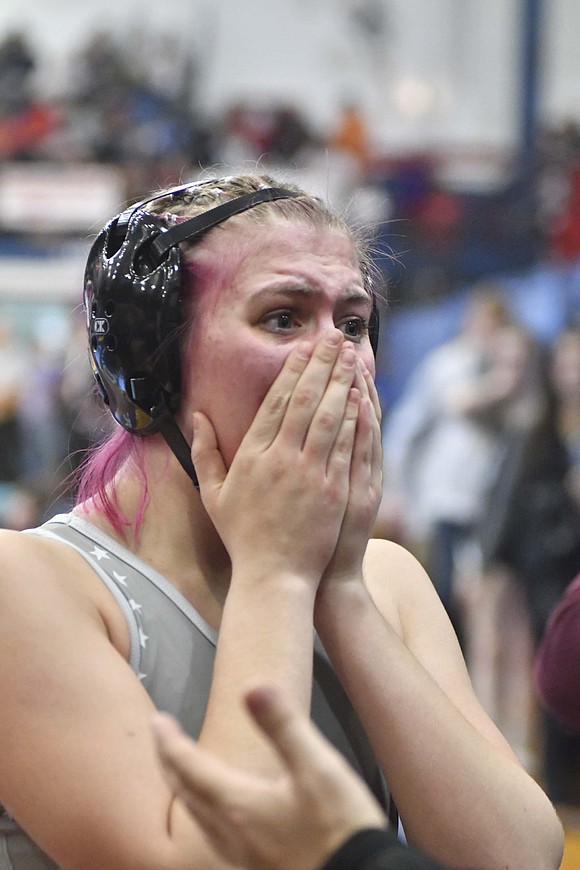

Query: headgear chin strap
[{"left": 84, "top": 181, "right": 379, "bottom": 488}]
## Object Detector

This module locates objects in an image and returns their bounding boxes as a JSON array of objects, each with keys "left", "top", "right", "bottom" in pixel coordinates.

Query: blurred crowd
[
  {"left": 0, "top": 310, "right": 111, "bottom": 529},
  {"left": 1, "top": 24, "right": 580, "bottom": 812},
  {"left": 377, "top": 284, "right": 580, "bottom": 806},
  {"left": 1, "top": 28, "right": 580, "bottom": 299}
]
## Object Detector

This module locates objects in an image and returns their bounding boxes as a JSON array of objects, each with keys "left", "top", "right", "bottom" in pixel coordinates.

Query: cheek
[{"left": 188, "top": 336, "right": 288, "bottom": 461}]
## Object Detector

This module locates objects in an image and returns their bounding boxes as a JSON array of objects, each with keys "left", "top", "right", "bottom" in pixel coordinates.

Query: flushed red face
[{"left": 181, "top": 219, "right": 376, "bottom": 468}]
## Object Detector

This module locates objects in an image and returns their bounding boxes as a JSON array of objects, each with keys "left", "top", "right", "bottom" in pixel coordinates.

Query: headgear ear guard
[{"left": 84, "top": 181, "right": 380, "bottom": 487}]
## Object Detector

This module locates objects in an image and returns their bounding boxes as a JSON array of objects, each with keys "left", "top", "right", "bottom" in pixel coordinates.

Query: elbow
[
  {"left": 475, "top": 798, "right": 564, "bottom": 870},
  {"left": 543, "top": 816, "right": 565, "bottom": 870},
  {"left": 516, "top": 803, "right": 564, "bottom": 870}
]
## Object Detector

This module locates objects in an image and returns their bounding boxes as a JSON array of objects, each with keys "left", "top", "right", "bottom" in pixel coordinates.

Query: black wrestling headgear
[{"left": 84, "top": 180, "right": 380, "bottom": 486}]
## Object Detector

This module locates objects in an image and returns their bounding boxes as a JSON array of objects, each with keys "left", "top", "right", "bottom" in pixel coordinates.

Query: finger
[
  {"left": 355, "top": 365, "right": 383, "bottom": 482},
  {"left": 277, "top": 330, "right": 347, "bottom": 448},
  {"left": 326, "top": 387, "right": 360, "bottom": 478},
  {"left": 370, "top": 399, "right": 383, "bottom": 486},
  {"left": 243, "top": 683, "right": 345, "bottom": 778},
  {"left": 351, "top": 396, "right": 373, "bottom": 480},
  {"left": 244, "top": 340, "right": 314, "bottom": 447},
  {"left": 301, "top": 343, "right": 358, "bottom": 462},
  {"left": 351, "top": 397, "right": 383, "bottom": 500},
  {"left": 189, "top": 412, "right": 227, "bottom": 497},
  {"left": 356, "top": 360, "right": 382, "bottom": 425}
]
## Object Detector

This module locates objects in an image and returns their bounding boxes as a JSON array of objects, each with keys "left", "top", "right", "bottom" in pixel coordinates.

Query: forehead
[{"left": 192, "top": 219, "right": 365, "bottom": 306}]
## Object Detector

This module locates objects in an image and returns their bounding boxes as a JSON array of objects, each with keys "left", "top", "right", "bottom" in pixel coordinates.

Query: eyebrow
[{"left": 251, "top": 283, "right": 372, "bottom": 307}]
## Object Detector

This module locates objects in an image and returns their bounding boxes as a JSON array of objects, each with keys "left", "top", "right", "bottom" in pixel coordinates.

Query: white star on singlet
[{"left": 90, "top": 546, "right": 109, "bottom": 561}]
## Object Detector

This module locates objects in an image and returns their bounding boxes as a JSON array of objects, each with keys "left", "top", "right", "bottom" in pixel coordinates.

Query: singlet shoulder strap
[{"left": 24, "top": 521, "right": 142, "bottom": 674}]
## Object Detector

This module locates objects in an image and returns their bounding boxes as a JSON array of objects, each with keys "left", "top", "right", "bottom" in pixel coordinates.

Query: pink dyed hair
[{"left": 74, "top": 428, "right": 148, "bottom": 537}]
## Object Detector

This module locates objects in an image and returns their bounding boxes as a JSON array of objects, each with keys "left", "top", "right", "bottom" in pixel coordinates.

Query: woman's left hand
[{"left": 320, "top": 360, "right": 383, "bottom": 585}]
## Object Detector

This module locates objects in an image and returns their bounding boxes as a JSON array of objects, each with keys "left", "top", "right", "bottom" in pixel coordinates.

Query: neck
[{"left": 78, "top": 445, "right": 231, "bottom": 628}]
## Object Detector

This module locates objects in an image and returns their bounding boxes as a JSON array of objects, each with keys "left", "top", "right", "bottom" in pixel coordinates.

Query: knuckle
[
  {"left": 334, "top": 437, "right": 353, "bottom": 458},
  {"left": 265, "top": 390, "right": 288, "bottom": 415},
  {"left": 292, "top": 386, "right": 317, "bottom": 409}
]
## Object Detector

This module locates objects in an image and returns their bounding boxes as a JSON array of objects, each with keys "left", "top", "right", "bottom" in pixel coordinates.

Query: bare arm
[
  {"left": 534, "top": 573, "right": 580, "bottom": 732},
  {"left": 314, "top": 363, "right": 563, "bottom": 869},
  {"left": 315, "top": 542, "right": 563, "bottom": 870},
  {"left": 0, "top": 332, "right": 361, "bottom": 869},
  {"left": 0, "top": 532, "right": 227, "bottom": 870},
  {"left": 191, "top": 332, "right": 360, "bottom": 771}
]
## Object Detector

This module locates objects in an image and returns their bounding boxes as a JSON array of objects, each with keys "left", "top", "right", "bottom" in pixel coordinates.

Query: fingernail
[{"left": 297, "top": 341, "right": 312, "bottom": 359}]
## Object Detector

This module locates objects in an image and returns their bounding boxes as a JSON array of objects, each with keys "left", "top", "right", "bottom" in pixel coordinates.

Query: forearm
[
  {"left": 200, "top": 571, "right": 317, "bottom": 774},
  {"left": 315, "top": 584, "right": 562, "bottom": 870}
]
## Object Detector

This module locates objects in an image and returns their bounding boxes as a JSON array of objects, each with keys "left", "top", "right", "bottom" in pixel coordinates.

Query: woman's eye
[
  {"left": 263, "top": 310, "right": 297, "bottom": 331},
  {"left": 340, "top": 318, "right": 368, "bottom": 341}
]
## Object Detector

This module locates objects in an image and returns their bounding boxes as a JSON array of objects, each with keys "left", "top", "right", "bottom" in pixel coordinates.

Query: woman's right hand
[{"left": 191, "top": 330, "right": 360, "bottom": 584}]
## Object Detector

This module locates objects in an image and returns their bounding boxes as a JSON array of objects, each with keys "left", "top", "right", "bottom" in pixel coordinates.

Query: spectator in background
[
  {"left": 0, "top": 30, "right": 35, "bottom": 114},
  {"left": 378, "top": 283, "right": 512, "bottom": 642},
  {"left": 0, "top": 321, "right": 44, "bottom": 532},
  {"left": 550, "top": 324, "right": 580, "bottom": 505},
  {"left": 266, "top": 106, "right": 316, "bottom": 165},
  {"left": 328, "top": 102, "right": 371, "bottom": 170},
  {"left": 17, "top": 334, "right": 68, "bottom": 493},
  {"left": 534, "top": 571, "right": 580, "bottom": 804},
  {"left": 0, "top": 320, "right": 27, "bottom": 484},
  {"left": 0, "top": 30, "right": 60, "bottom": 160},
  {"left": 55, "top": 312, "right": 113, "bottom": 496},
  {"left": 463, "top": 325, "right": 549, "bottom": 764},
  {"left": 535, "top": 573, "right": 580, "bottom": 736},
  {"left": 531, "top": 323, "right": 580, "bottom": 803},
  {"left": 472, "top": 324, "right": 580, "bottom": 801}
]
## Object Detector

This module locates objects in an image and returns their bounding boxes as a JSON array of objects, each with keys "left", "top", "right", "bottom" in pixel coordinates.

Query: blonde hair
[{"left": 149, "top": 173, "right": 377, "bottom": 296}]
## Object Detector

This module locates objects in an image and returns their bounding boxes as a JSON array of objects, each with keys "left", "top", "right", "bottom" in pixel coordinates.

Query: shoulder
[
  {"left": 363, "top": 537, "right": 465, "bottom": 666},
  {"left": 0, "top": 527, "right": 128, "bottom": 654},
  {"left": 0, "top": 527, "right": 64, "bottom": 581},
  {"left": 363, "top": 538, "right": 438, "bottom": 641},
  {"left": 0, "top": 525, "right": 90, "bottom": 587},
  {"left": 363, "top": 537, "right": 435, "bottom": 605},
  {"left": 0, "top": 526, "right": 93, "bottom": 613}
]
